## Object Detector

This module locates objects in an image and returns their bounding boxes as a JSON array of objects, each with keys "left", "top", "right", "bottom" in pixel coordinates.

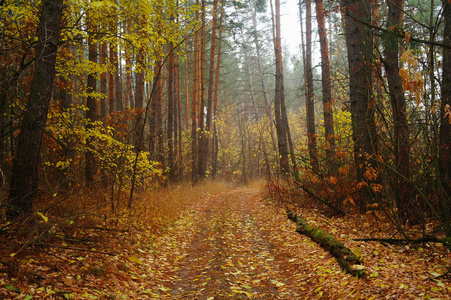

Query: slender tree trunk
[
  {"left": 184, "top": 44, "right": 191, "bottom": 130},
  {"left": 303, "top": 0, "right": 319, "bottom": 173},
  {"left": 203, "top": 0, "right": 219, "bottom": 179},
  {"left": 315, "top": 0, "right": 336, "bottom": 168},
  {"left": 212, "top": 1, "right": 224, "bottom": 178},
  {"left": 124, "top": 22, "right": 134, "bottom": 108},
  {"left": 197, "top": 0, "right": 207, "bottom": 179},
  {"left": 191, "top": 0, "right": 200, "bottom": 183},
  {"left": 383, "top": 0, "right": 415, "bottom": 224},
  {"left": 7, "top": 0, "right": 64, "bottom": 219},
  {"left": 113, "top": 2, "right": 122, "bottom": 112},
  {"left": 85, "top": 18, "right": 98, "bottom": 184},
  {"left": 271, "top": 0, "right": 290, "bottom": 175},
  {"left": 108, "top": 40, "right": 115, "bottom": 114},
  {"left": 252, "top": 7, "right": 276, "bottom": 151},
  {"left": 343, "top": 0, "right": 376, "bottom": 212},
  {"left": 439, "top": 0, "right": 451, "bottom": 239},
  {"left": 167, "top": 40, "right": 176, "bottom": 179},
  {"left": 100, "top": 41, "right": 107, "bottom": 118},
  {"left": 155, "top": 59, "right": 164, "bottom": 165},
  {"left": 176, "top": 57, "right": 183, "bottom": 177}
]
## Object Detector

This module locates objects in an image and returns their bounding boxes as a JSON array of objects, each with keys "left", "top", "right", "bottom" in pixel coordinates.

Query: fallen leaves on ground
[{"left": 0, "top": 187, "right": 450, "bottom": 299}]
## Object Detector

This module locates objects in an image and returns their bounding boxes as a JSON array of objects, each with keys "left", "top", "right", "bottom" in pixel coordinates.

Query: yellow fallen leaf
[
  {"left": 128, "top": 255, "right": 143, "bottom": 265},
  {"left": 37, "top": 212, "right": 48, "bottom": 222}
]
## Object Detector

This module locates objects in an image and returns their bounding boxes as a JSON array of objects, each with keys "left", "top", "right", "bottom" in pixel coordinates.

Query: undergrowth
[{"left": 0, "top": 180, "right": 235, "bottom": 262}]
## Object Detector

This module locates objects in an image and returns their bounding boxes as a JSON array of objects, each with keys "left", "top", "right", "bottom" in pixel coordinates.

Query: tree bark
[
  {"left": 191, "top": 0, "right": 200, "bottom": 183},
  {"left": 197, "top": 0, "right": 207, "bottom": 179},
  {"left": 439, "top": 0, "right": 451, "bottom": 240},
  {"left": 315, "top": 0, "right": 336, "bottom": 168},
  {"left": 303, "top": 1, "right": 319, "bottom": 173},
  {"left": 383, "top": 0, "right": 416, "bottom": 224},
  {"left": 100, "top": 41, "right": 107, "bottom": 118},
  {"left": 203, "top": 0, "right": 219, "bottom": 180},
  {"left": 343, "top": 0, "right": 377, "bottom": 212},
  {"left": 212, "top": 1, "right": 224, "bottom": 178},
  {"left": 124, "top": 22, "right": 134, "bottom": 108},
  {"left": 167, "top": 40, "right": 176, "bottom": 179},
  {"left": 7, "top": 0, "right": 64, "bottom": 219},
  {"left": 287, "top": 212, "right": 364, "bottom": 277},
  {"left": 85, "top": 18, "right": 98, "bottom": 184},
  {"left": 271, "top": 0, "right": 290, "bottom": 175}
]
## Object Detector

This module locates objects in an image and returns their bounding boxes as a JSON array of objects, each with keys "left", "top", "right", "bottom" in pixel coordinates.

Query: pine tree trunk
[
  {"left": 85, "top": 19, "right": 98, "bottom": 184},
  {"left": 108, "top": 40, "right": 115, "bottom": 114},
  {"left": 203, "top": 0, "right": 219, "bottom": 179},
  {"left": 252, "top": 7, "right": 276, "bottom": 152},
  {"left": 100, "top": 41, "right": 107, "bottom": 118},
  {"left": 343, "top": 0, "right": 377, "bottom": 212},
  {"left": 212, "top": 1, "right": 224, "bottom": 178},
  {"left": 7, "top": 0, "right": 64, "bottom": 219},
  {"left": 167, "top": 41, "right": 176, "bottom": 179},
  {"left": 191, "top": 0, "right": 200, "bottom": 183},
  {"left": 197, "top": 0, "right": 207, "bottom": 179},
  {"left": 271, "top": 0, "right": 290, "bottom": 175},
  {"left": 303, "top": 0, "right": 319, "bottom": 173},
  {"left": 383, "top": 0, "right": 415, "bottom": 224},
  {"left": 439, "top": 1, "right": 451, "bottom": 239},
  {"left": 315, "top": 0, "right": 336, "bottom": 168}
]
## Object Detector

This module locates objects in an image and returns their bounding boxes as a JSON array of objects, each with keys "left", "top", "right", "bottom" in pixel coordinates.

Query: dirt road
[{"left": 145, "top": 188, "right": 343, "bottom": 299}]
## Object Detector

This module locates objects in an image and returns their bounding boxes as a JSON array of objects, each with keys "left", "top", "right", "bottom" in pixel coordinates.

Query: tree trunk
[
  {"left": 124, "top": 22, "right": 134, "bottom": 108},
  {"left": 100, "top": 41, "right": 107, "bottom": 118},
  {"left": 108, "top": 40, "right": 115, "bottom": 114},
  {"left": 303, "top": 0, "right": 319, "bottom": 173},
  {"left": 203, "top": 0, "right": 219, "bottom": 179},
  {"left": 7, "top": 0, "right": 64, "bottom": 219},
  {"left": 271, "top": 0, "right": 290, "bottom": 175},
  {"left": 167, "top": 40, "right": 176, "bottom": 179},
  {"left": 197, "top": 0, "right": 207, "bottom": 179},
  {"left": 383, "top": 0, "right": 416, "bottom": 224},
  {"left": 113, "top": 1, "right": 122, "bottom": 112},
  {"left": 315, "top": 0, "right": 336, "bottom": 168},
  {"left": 212, "top": 1, "right": 224, "bottom": 178},
  {"left": 439, "top": 1, "right": 451, "bottom": 240},
  {"left": 191, "top": 0, "right": 200, "bottom": 183},
  {"left": 343, "top": 0, "right": 377, "bottom": 212},
  {"left": 85, "top": 18, "right": 98, "bottom": 184},
  {"left": 287, "top": 212, "right": 364, "bottom": 277},
  {"left": 252, "top": 6, "right": 276, "bottom": 152}
]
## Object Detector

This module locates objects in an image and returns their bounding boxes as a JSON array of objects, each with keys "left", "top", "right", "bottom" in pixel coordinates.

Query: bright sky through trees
[{"left": 281, "top": 1, "right": 302, "bottom": 53}]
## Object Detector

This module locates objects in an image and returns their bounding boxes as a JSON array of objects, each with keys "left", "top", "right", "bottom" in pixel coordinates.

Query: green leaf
[{"left": 5, "top": 284, "right": 20, "bottom": 293}]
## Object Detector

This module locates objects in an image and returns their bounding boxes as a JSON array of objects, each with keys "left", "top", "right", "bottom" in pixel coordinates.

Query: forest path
[{"left": 147, "top": 188, "right": 340, "bottom": 299}]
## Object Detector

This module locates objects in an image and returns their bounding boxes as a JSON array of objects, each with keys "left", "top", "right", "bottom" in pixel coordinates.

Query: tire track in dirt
[{"left": 159, "top": 188, "right": 310, "bottom": 299}]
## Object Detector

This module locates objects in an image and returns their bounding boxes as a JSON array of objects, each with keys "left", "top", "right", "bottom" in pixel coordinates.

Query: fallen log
[{"left": 287, "top": 211, "right": 364, "bottom": 278}]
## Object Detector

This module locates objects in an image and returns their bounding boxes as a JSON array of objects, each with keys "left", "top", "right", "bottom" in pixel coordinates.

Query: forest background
[{"left": 1, "top": 0, "right": 451, "bottom": 297}]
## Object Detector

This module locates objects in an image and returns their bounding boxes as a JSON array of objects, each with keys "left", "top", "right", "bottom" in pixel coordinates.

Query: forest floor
[{"left": 1, "top": 185, "right": 450, "bottom": 299}]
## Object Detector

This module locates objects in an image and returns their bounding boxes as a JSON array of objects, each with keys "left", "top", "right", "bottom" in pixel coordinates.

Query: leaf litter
[{"left": 0, "top": 186, "right": 450, "bottom": 299}]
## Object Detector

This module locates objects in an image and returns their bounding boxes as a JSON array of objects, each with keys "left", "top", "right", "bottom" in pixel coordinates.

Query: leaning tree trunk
[{"left": 7, "top": 0, "right": 64, "bottom": 219}]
